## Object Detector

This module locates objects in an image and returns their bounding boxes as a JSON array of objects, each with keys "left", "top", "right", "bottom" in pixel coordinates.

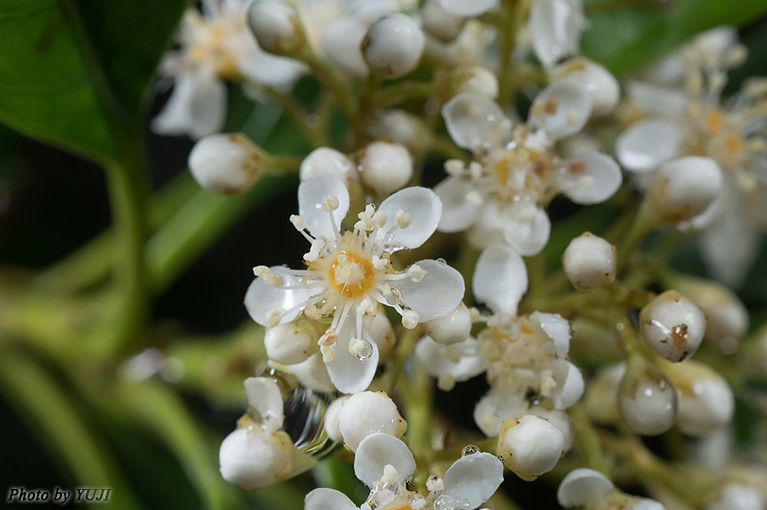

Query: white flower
[
  {"left": 436, "top": 88, "right": 621, "bottom": 255},
  {"left": 304, "top": 433, "right": 504, "bottom": 510},
  {"left": 527, "top": 0, "right": 585, "bottom": 69},
  {"left": 558, "top": 468, "right": 667, "bottom": 509},
  {"left": 336, "top": 391, "right": 407, "bottom": 452},
  {"left": 245, "top": 176, "right": 464, "bottom": 393},
  {"left": 153, "top": 0, "right": 304, "bottom": 138},
  {"left": 219, "top": 377, "right": 316, "bottom": 489}
]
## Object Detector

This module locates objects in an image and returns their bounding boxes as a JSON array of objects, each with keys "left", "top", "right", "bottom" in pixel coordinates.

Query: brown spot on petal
[
  {"left": 671, "top": 323, "right": 688, "bottom": 348},
  {"left": 544, "top": 97, "right": 559, "bottom": 115},
  {"left": 568, "top": 161, "right": 586, "bottom": 174}
]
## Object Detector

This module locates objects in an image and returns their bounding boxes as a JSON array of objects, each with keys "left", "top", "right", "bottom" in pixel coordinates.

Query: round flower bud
[
  {"left": 368, "top": 110, "right": 431, "bottom": 154},
  {"left": 338, "top": 391, "right": 407, "bottom": 452},
  {"left": 707, "top": 483, "right": 765, "bottom": 510},
  {"left": 424, "top": 302, "right": 472, "bottom": 345},
  {"left": 562, "top": 232, "right": 617, "bottom": 290},
  {"left": 450, "top": 65, "right": 499, "bottom": 99},
  {"left": 585, "top": 362, "right": 625, "bottom": 425},
  {"left": 359, "top": 141, "right": 413, "bottom": 194},
  {"left": 618, "top": 357, "right": 678, "bottom": 436},
  {"left": 362, "top": 14, "right": 425, "bottom": 79},
  {"left": 640, "top": 290, "right": 706, "bottom": 362},
  {"left": 646, "top": 156, "right": 723, "bottom": 226},
  {"left": 219, "top": 427, "right": 293, "bottom": 490},
  {"left": 188, "top": 133, "right": 264, "bottom": 195},
  {"left": 421, "top": 0, "right": 465, "bottom": 42},
  {"left": 673, "top": 276, "right": 748, "bottom": 354},
  {"left": 248, "top": 1, "right": 307, "bottom": 57},
  {"left": 557, "top": 468, "right": 614, "bottom": 508},
  {"left": 632, "top": 498, "right": 666, "bottom": 510},
  {"left": 324, "top": 396, "right": 350, "bottom": 442},
  {"left": 530, "top": 407, "right": 574, "bottom": 451},
  {"left": 666, "top": 361, "right": 734, "bottom": 436},
  {"left": 497, "top": 414, "right": 566, "bottom": 481},
  {"left": 264, "top": 321, "right": 318, "bottom": 365},
  {"left": 287, "top": 353, "right": 335, "bottom": 393},
  {"left": 299, "top": 147, "right": 357, "bottom": 182}
]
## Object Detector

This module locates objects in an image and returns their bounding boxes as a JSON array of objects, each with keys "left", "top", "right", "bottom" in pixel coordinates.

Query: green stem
[
  {"left": 498, "top": 0, "right": 530, "bottom": 107},
  {"left": 146, "top": 173, "right": 297, "bottom": 292},
  {"left": 0, "top": 349, "right": 140, "bottom": 510},
  {"left": 265, "top": 87, "right": 327, "bottom": 147},
  {"left": 374, "top": 81, "right": 434, "bottom": 109},
  {"left": 569, "top": 403, "right": 610, "bottom": 475}
]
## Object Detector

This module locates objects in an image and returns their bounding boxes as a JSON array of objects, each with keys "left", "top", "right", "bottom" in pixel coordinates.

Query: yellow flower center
[{"left": 328, "top": 250, "right": 375, "bottom": 298}]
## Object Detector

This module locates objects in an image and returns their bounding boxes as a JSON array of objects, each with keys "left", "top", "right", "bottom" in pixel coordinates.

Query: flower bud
[
  {"left": 368, "top": 110, "right": 431, "bottom": 154},
  {"left": 188, "top": 133, "right": 264, "bottom": 194},
  {"left": 672, "top": 275, "right": 748, "bottom": 354},
  {"left": 557, "top": 468, "right": 614, "bottom": 508},
  {"left": 324, "top": 396, "right": 350, "bottom": 442},
  {"left": 707, "top": 483, "right": 765, "bottom": 510},
  {"left": 299, "top": 147, "right": 357, "bottom": 182},
  {"left": 585, "top": 362, "right": 625, "bottom": 425},
  {"left": 359, "top": 141, "right": 413, "bottom": 194},
  {"left": 362, "top": 14, "right": 424, "bottom": 79},
  {"left": 498, "top": 414, "right": 565, "bottom": 481},
  {"left": 424, "top": 302, "right": 472, "bottom": 345},
  {"left": 640, "top": 290, "right": 706, "bottom": 362},
  {"left": 422, "top": 0, "right": 466, "bottom": 42},
  {"left": 264, "top": 321, "right": 319, "bottom": 365},
  {"left": 645, "top": 156, "right": 722, "bottom": 226},
  {"left": 530, "top": 407, "right": 574, "bottom": 451},
  {"left": 287, "top": 353, "right": 335, "bottom": 393},
  {"left": 562, "top": 232, "right": 617, "bottom": 290},
  {"left": 338, "top": 391, "right": 407, "bottom": 452},
  {"left": 321, "top": 18, "right": 369, "bottom": 78},
  {"left": 618, "top": 356, "right": 678, "bottom": 436},
  {"left": 248, "top": 1, "right": 307, "bottom": 58},
  {"left": 665, "top": 360, "right": 734, "bottom": 436},
  {"left": 219, "top": 426, "right": 294, "bottom": 490},
  {"left": 450, "top": 65, "right": 499, "bottom": 99}
]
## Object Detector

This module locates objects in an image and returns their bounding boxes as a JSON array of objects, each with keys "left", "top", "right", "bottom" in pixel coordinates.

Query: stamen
[
  {"left": 402, "top": 309, "right": 420, "bottom": 329},
  {"left": 321, "top": 194, "right": 339, "bottom": 211},
  {"left": 265, "top": 309, "right": 282, "bottom": 327},
  {"left": 444, "top": 159, "right": 465, "bottom": 176},
  {"left": 394, "top": 209, "right": 411, "bottom": 229},
  {"left": 289, "top": 214, "right": 306, "bottom": 231},
  {"left": 407, "top": 264, "right": 426, "bottom": 282}
]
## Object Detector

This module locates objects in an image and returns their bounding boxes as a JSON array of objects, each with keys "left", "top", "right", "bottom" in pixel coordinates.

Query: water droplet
[
  {"left": 461, "top": 444, "right": 480, "bottom": 456},
  {"left": 282, "top": 388, "right": 335, "bottom": 458},
  {"left": 436, "top": 258, "right": 447, "bottom": 265},
  {"left": 385, "top": 287, "right": 401, "bottom": 306},
  {"left": 496, "top": 454, "right": 506, "bottom": 465},
  {"left": 434, "top": 494, "right": 455, "bottom": 510},
  {"left": 355, "top": 339, "right": 374, "bottom": 361}
]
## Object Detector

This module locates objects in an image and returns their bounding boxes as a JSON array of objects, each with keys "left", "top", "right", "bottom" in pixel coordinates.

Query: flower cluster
[{"left": 150, "top": 1, "right": 767, "bottom": 509}]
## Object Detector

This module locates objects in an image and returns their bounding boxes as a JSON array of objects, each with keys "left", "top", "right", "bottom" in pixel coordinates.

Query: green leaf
[
  {"left": 0, "top": 0, "right": 188, "bottom": 164},
  {"left": 582, "top": 0, "right": 767, "bottom": 75}
]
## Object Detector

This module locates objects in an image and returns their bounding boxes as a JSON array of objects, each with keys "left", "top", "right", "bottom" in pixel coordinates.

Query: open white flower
[
  {"left": 436, "top": 88, "right": 621, "bottom": 255},
  {"left": 153, "top": 0, "right": 305, "bottom": 138},
  {"left": 219, "top": 377, "right": 316, "bottom": 490},
  {"left": 305, "top": 433, "right": 504, "bottom": 510},
  {"left": 245, "top": 176, "right": 464, "bottom": 393}
]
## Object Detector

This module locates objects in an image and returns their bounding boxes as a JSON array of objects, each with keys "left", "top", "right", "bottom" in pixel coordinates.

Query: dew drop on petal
[
  {"left": 385, "top": 287, "right": 402, "bottom": 306},
  {"left": 434, "top": 494, "right": 456, "bottom": 510},
  {"left": 436, "top": 258, "right": 447, "bottom": 265},
  {"left": 461, "top": 444, "right": 480, "bottom": 456},
  {"left": 354, "top": 339, "right": 374, "bottom": 361},
  {"left": 281, "top": 387, "right": 335, "bottom": 458},
  {"left": 496, "top": 454, "right": 506, "bottom": 465}
]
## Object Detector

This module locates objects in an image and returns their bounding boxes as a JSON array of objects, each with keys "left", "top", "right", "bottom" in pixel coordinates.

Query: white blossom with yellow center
[{"left": 245, "top": 176, "right": 464, "bottom": 394}]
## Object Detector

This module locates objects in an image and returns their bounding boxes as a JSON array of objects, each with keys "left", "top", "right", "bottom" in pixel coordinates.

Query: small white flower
[
  {"left": 527, "top": 0, "right": 585, "bottom": 69},
  {"left": 498, "top": 414, "right": 566, "bottom": 480},
  {"left": 557, "top": 468, "right": 614, "bottom": 508},
  {"left": 245, "top": 176, "right": 464, "bottom": 393},
  {"left": 362, "top": 14, "right": 425, "bottom": 79},
  {"left": 639, "top": 290, "right": 706, "bottom": 362},
  {"left": 337, "top": 391, "right": 407, "bottom": 452},
  {"left": 562, "top": 232, "right": 617, "bottom": 290},
  {"left": 188, "top": 133, "right": 265, "bottom": 194}
]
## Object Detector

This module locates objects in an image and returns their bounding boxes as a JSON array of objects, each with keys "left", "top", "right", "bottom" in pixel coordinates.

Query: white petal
[
  {"left": 552, "top": 360, "right": 584, "bottom": 409},
  {"left": 434, "top": 176, "right": 483, "bottom": 232},
  {"left": 564, "top": 60, "right": 619, "bottom": 116},
  {"left": 627, "top": 82, "right": 688, "bottom": 118},
  {"left": 528, "top": 0, "right": 584, "bottom": 68},
  {"left": 305, "top": 488, "right": 358, "bottom": 510},
  {"left": 322, "top": 18, "right": 369, "bottom": 78},
  {"left": 560, "top": 151, "right": 622, "bottom": 204},
  {"left": 531, "top": 311, "right": 570, "bottom": 358},
  {"left": 415, "top": 336, "right": 487, "bottom": 381},
  {"left": 443, "top": 452, "right": 505, "bottom": 508},
  {"left": 615, "top": 119, "right": 684, "bottom": 172},
  {"left": 466, "top": 201, "right": 507, "bottom": 249},
  {"left": 354, "top": 433, "right": 416, "bottom": 487},
  {"left": 244, "top": 267, "right": 314, "bottom": 326},
  {"left": 557, "top": 468, "right": 613, "bottom": 508},
  {"left": 503, "top": 204, "right": 551, "bottom": 256},
  {"left": 442, "top": 92, "right": 510, "bottom": 152},
  {"left": 298, "top": 176, "right": 350, "bottom": 240},
  {"left": 236, "top": 40, "right": 305, "bottom": 88},
  {"left": 244, "top": 377, "right": 284, "bottom": 428},
  {"left": 529, "top": 77, "right": 591, "bottom": 141},
  {"left": 437, "top": 0, "right": 499, "bottom": 17},
  {"left": 377, "top": 187, "right": 442, "bottom": 250},
  {"left": 219, "top": 427, "right": 293, "bottom": 490},
  {"left": 325, "top": 321, "right": 380, "bottom": 394},
  {"left": 394, "top": 260, "right": 465, "bottom": 322},
  {"left": 152, "top": 72, "right": 226, "bottom": 139},
  {"left": 473, "top": 244, "right": 528, "bottom": 315},
  {"left": 699, "top": 203, "right": 758, "bottom": 287},
  {"left": 473, "top": 388, "right": 528, "bottom": 436},
  {"left": 634, "top": 498, "right": 666, "bottom": 510},
  {"left": 288, "top": 353, "right": 336, "bottom": 393}
]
